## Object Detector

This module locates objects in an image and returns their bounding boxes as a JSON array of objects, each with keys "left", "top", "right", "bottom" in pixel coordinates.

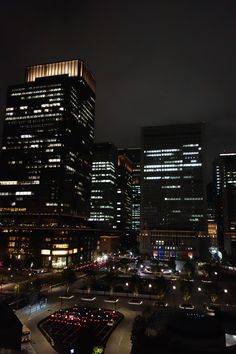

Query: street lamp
[
  {"left": 172, "top": 285, "right": 176, "bottom": 290},
  {"left": 224, "top": 289, "right": 228, "bottom": 294},
  {"left": 198, "top": 287, "right": 202, "bottom": 292},
  {"left": 125, "top": 282, "right": 129, "bottom": 287},
  {"left": 149, "top": 284, "right": 152, "bottom": 289}
]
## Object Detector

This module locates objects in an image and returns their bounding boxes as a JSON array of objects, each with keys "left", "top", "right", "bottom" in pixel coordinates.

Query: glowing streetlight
[
  {"left": 198, "top": 287, "right": 202, "bottom": 292},
  {"left": 125, "top": 282, "right": 129, "bottom": 287},
  {"left": 149, "top": 284, "right": 152, "bottom": 288},
  {"left": 224, "top": 289, "right": 228, "bottom": 294},
  {"left": 172, "top": 285, "right": 176, "bottom": 290}
]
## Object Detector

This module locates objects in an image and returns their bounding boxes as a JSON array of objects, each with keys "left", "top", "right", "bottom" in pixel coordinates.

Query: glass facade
[
  {"left": 0, "top": 60, "right": 96, "bottom": 266},
  {"left": 117, "top": 154, "right": 133, "bottom": 249},
  {"left": 119, "top": 148, "right": 141, "bottom": 232},
  {"left": 214, "top": 153, "right": 236, "bottom": 257},
  {"left": 141, "top": 124, "right": 205, "bottom": 231},
  {"left": 89, "top": 143, "right": 117, "bottom": 229},
  {"left": 140, "top": 123, "right": 206, "bottom": 260}
]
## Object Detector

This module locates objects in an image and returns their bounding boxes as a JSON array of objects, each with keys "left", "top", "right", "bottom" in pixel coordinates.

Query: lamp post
[
  {"left": 224, "top": 288, "right": 229, "bottom": 306},
  {"left": 172, "top": 285, "right": 176, "bottom": 307}
]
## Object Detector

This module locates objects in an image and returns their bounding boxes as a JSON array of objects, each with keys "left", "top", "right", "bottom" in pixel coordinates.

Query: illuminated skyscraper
[
  {"left": 89, "top": 143, "right": 117, "bottom": 229},
  {"left": 118, "top": 148, "right": 140, "bottom": 251},
  {"left": 214, "top": 153, "right": 236, "bottom": 259},
  {"left": 0, "top": 60, "right": 96, "bottom": 267},
  {"left": 118, "top": 148, "right": 141, "bottom": 232},
  {"left": 117, "top": 153, "right": 133, "bottom": 249},
  {"left": 139, "top": 123, "right": 206, "bottom": 260}
]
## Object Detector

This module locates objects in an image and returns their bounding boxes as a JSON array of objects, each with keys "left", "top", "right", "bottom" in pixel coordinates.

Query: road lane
[{"left": 105, "top": 306, "right": 140, "bottom": 354}]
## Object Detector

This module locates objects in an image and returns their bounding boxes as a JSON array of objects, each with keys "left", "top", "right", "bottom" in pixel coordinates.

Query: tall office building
[
  {"left": 118, "top": 148, "right": 141, "bottom": 232},
  {"left": 139, "top": 123, "right": 206, "bottom": 260},
  {"left": 0, "top": 60, "right": 96, "bottom": 268},
  {"left": 213, "top": 153, "right": 236, "bottom": 259},
  {"left": 206, "top": 183, "right": 217, "bottom": 243},
  {"left": 89, "top": 143, "right": 117, "bottom": 229},
  {"left": 117, "top": 153, "right": 133, "bottom": 249}
]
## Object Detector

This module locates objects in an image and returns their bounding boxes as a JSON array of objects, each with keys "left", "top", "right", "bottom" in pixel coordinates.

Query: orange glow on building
[{"left": 26, "top": 59, "right": 95, "bottom": 93}]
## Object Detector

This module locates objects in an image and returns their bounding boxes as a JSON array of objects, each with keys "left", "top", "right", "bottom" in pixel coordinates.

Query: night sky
[{"left": 1, "top": 0, "right": 236, "bottom": 180}]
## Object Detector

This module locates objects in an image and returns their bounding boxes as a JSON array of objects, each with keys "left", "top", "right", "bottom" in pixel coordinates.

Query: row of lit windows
[
  {"left": 6, "top": 112, "right": 63, "bottom": 121},
  {"left": 0, "top": 180, "right": 40, "bottom": 185},
  {"left": 92, "top": 179, "right": 115, "bottom": 184},
  {"left": 144, "top": 163, "right": 201, "bottom": 168},
  {"left": 161, "top": 185, "right": 181, "bottom": 189},
  {"left": 144, "top": 149, "right": 180, "bottom": 153},
  {"left": 164, "top": 197, "right": 203, "bottom": 201}
]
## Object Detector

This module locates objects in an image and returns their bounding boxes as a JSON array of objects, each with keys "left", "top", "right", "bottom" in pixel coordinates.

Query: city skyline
[
  {"left": 1, "top": 0, "right": 236, "bottom": 182},
  {"left": 1, "top": 3, "right": 236, "bottom": 354}
]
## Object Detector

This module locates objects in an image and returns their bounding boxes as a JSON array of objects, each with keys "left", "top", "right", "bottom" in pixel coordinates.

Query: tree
[
  {"left": 168, "top": 259, "right": 176, "bottom": 271},
  {"left": 131, "top": 315, "right": 146, "bottom": 343},
  {"left": 61, "top": 268, "right": 77, "bottom": 294},
  {"left": 130, "top": 274, "right": 142, "bottom": 296},
  {"left": 200, "top": 263, "right": 213, "bottom": 278},
  {"left": 154, "top": 276, "right": 167, "bottom": 300},
  {"left": 85, "top": 269, "right": 96, "bottom": 293},
  {"left": 29, "top": 277, "right": 42, "bottom": 302},
  {"left": 184, "top": 260, "right": 195, "bottom": 278},
  {"left": 106, "top": 269, "right": 117, "bottom": 295},
  {"left": 92, "top": 346, "right": 104, "bottom": 354},
  {"left": 151, "top": 263, "right": 162, "bottom": 276},
  {"left": 208, "top": 283, "right": 219, "bottom": 304},
  {"left": 180, "top": 280, "right": 193, "bottom": 303}
]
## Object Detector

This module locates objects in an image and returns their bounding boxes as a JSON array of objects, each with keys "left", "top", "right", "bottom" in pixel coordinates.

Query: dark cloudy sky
[{"left": 1, "top": 0, "right": 236, "bottom": 179}]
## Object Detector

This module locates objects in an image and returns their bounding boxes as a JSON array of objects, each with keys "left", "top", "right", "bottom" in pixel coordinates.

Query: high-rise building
[
  {"left": 213, "top": 153, "right": 236, "bottom": 259},
  {"left": 89, "top": 143, "right": 117, "bottom": 229},
  {"left": 0, "top": 60, "right": 96, "bottom": 268},
  {"left": 206, "top": 182, "right": 217, "bottom": 244},
  {"left": 117, "top": 153, "right": 133, "bottom": 249},
  {"left": 119, "top": 148, "right": 141, "bottom": 232},
  {"left": 139, "top": 123, "right": 206, "bottom": 260}
]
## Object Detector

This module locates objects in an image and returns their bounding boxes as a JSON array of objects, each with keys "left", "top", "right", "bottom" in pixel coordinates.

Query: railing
[{"left": 73, "top": 289, "right": 160, "bottom": 300}]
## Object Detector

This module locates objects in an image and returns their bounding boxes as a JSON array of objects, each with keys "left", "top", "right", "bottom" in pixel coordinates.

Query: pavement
[
  {"left": 16, "top": 285, "right": 142, "bottom": 354},
  {"left": 105, "top": 306, "right": 138, "bottom": 354},
  {"left": 13, "top": 270, "right": 236, "bottom": 354},
  {"left": 17, "top": 300, "right": 59, "bottom": 354}
]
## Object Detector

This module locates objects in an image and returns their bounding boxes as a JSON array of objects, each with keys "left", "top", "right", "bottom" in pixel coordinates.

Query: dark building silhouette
[
  {"left": 214, "top": 153, "right": 236, "bottom": 261},
  {"left": 118, "top": 148, "right": 140, "bottom": 252},
  {"left": 117, "top": 153, "right": 133, "bottom": 249},
  {"left": 139, "top": 123, "right": 206, "bottom": 260},
  {"left": 0, "top": 60, "right": 96, "bottom": 268},
  {"left": 0, "top": 302, "right": 22, "bottom": 352},
  {"left": 119, "top": 148, "right": 141, "bottom": 232}
]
